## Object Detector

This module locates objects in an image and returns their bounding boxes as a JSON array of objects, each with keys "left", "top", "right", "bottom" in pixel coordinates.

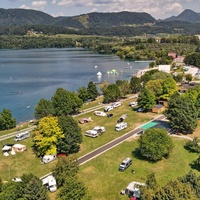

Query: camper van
[
  {"left": 14, "top": 131, "right": 30, "bottom": 142},
  {"left": 42, "top": 175, "right": 57, "bottom": 192},
  {"left": 115, "top": 122, "right": 127, "bottom": 131},
  {"left": 119, "top": 158, "right": 132, "bottom": 171},
  {"left": 104, "top": 105, "right": 113, "bottom": 112},
  {"left": 112, "top": 101, "right": 121, "bottom": 108},
  {"left": 85, "top": 126, "right": 106, "bottom": 138},
  {"left": 42, "top": 155, "right": 56, "bottom": 164}
]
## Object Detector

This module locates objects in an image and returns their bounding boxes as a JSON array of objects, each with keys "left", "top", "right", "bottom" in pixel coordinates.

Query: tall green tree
[
  {"left": 129, "top": 76, "right": 142, "bottom": 93},
  {"left": 33, "top": 116, "right": 64, "bottom": 156},
  {"left": 57, "top": 176, "right": 89, "bottom": 200},
  {"left": 185, "top": 73, "right": 193, "bottom": 83},
  {"left": 21, "top": 174, "right": 49, "bottom": 200},
  {"left": 52, "top": 156, "right": 79, "bottom": 188},
  {"left": 154, "top": 180, "right": 197, "bottom": 200},
  {"left": 57, "top": 115, "right": 82, "bottom": 154},
  {"left": 34, "top": 99, "right": 54, "bottom": 119},
  {"left": 137, "top": 88, "right": 156, "bottom": 111},
  {"left": 116, "top": 80, "right": 130, "bottom": 97},
  {"left": 0, "top": 109, "right": 16, "bottom": 131},
  {"left": 77, "top": 87, "right": 88, "bottom": 102},
  {"left": 103, "top": 84, "right": 121, "bottom": 103},
  {"left": 87, "top": 81, "right": 98, "bottom": 100},
  {"left": 138, "top": 128, "right": 174, "bottom": 161},
  {"left": 52, "top": 88, "right": 83, "bottom": 116},
  {"left": 165, "top": 93, "right": 198, "bottom": 133}
]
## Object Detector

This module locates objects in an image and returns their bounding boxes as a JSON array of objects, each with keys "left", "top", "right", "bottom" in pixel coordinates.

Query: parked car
[
  {"left": 129, "top": 102, "right": 137, "bottom": 107},
  {"left": 112, "top": 101, "right": 121, "bottom": 108},
  {"left": 118, "top": 158, "right": 132, "bottom": 171},
  {"left": 117, "top": 114, "right": 127, "bottom": 123},
  {"left": 107, "top": 113, "right": 113, "bottom": 118},
  {"left": 137, "top": 108, "right": 144, "bottom": 112},
  {"left": 79, "top": 117, "right": 93, "bottom": 124}
]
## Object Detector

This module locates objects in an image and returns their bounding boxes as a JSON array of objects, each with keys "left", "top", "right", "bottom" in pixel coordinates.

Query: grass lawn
[
  {"left": 0, "top": 136, "right": 56, "bottom": 181},
  {"left": 78, "top": 138, "right": 199, "bottom": 200}
]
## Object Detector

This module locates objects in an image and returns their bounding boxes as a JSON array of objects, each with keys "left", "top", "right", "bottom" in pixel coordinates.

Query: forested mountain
[
  {"left": 0, "top": 8, "right": 56, "bottom": 26},
  {"left": 163, "top": 9, "right": 200, "bottom": 23},
  {"left": 0, "top": 8, "right": 200, "bottom": 36}
]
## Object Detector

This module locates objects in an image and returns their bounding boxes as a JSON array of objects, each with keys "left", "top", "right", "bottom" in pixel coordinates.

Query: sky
[{"left": 1, "top": 0, "right": 200, "bottom": 19}]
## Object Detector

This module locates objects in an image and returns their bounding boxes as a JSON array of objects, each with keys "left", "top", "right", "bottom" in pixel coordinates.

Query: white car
[
  {"left": 112, "top": 101, "right": 121, "bottom": 108},
  {"left": 129, "top": 102, "right": 138, "bottom": 107}
]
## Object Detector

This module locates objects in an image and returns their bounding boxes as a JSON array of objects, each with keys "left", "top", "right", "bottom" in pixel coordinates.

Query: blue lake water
[{"left": 0, "top": 48, "right": 150, "bottom": 123}]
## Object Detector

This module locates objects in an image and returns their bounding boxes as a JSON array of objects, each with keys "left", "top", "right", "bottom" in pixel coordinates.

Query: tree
[
  {"left": 98, "top": 80, "right": 109, "bottom": 93},
  {"left": 57, "top": 115, "right": 82, "bottom": 154},
  {"left": 185, "top": 137, "right": 200, "bottom": 153},
  {"left": 138, "top": 128, "right": 174, "bottom": 161},
  {"left": 173, "top": 73, "right": 184, "bottom": 83},
  {"left": 57, "top": 176, "right": 89, "bottom": 200},
  {"left": 0, "top": 178, "right": 3, "bottom": 193},
  {"left": 154, "top": 180, "right": 197, "bottom": 200},
  {"left": 87, "top": 81, "right": 98, "bottom": 100},
  {"left": 103, "top": 84, "right": 121, "bottom": 103},
  {"left": 0, "top": 109, "right": 16, "bottom": 131},
  {"left": 180, "top": 170, "right": 200, "bottom": 198},
  {"left": 52, "top": 88, "right": 83, "bottom": 116},
  {"left": 185, "top": 73, "right": 193, "bottom": 83},
  {"left": 21, "top": 174, "right": 49, "bottom": 200},
  {"left": 116, "top": 80, "right": 130, "bottom": 97},
  {"left": 151, "top": 71, "right": 172, "bottom": 80},
  {"left": 77, "top": 87, "right": 88, "bottom": 102},
  {"left": 129, "top": 76, "right": 142, "bottom": 93},
  {"left": 165, "top": 93, "right": 198, "bottom": 133},
  {"left": 145, "top": 79, "right": 163, "bottom": 100},
  {"left": 33, "top": 116, "right": 64, "bottom": 156},
  {"left": 52, "top": 156, "right": 79, "bottom": 188},
  {"left": 137, "top": 88, "right": 156, "bottom": 111},
  {"left": 146, "top": 173, "right": 158, "bottom": 191},
  {"left": 160, "top": 78, "right": 178, "bottom": 101},
  {"left": 34, "top": 99, "right": 54, "bottom": 119}
]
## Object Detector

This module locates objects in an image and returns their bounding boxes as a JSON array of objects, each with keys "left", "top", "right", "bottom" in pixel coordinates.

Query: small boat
[
  {"left": 97, "top": 71, "right": 102, "bottom": 76},
  {"left": 26, "top": 106, "right": 30, "bottom": 109},
  {"left": 94, "top": 65, "right": 98, "bottom": 68}
]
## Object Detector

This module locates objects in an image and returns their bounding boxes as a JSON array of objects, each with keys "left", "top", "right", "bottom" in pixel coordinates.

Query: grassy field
[{"left": 78, "top": 138, "right": 199, "bottom": 200}]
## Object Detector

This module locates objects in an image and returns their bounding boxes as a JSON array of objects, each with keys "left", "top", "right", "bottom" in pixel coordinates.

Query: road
[{"left": 0, "top": 126, "right": 36, "bottom": 141}]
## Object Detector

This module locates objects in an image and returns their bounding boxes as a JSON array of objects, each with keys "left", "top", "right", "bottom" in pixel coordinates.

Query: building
[
  {"left": 152, "top": 104, "right": 165, "bottom": 114},
  {"left": 158, "top": 65, "right": 171, "bottom": 73}
]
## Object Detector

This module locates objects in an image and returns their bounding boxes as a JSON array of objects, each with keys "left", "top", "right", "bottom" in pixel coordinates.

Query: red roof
[{"left": 130, "top": 198, "right": 136, "bottom": 200}]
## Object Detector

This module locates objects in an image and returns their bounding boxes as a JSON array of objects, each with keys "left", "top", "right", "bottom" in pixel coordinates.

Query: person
[{"left": 132, "top": 169, "right": 135, "bottom": 173}]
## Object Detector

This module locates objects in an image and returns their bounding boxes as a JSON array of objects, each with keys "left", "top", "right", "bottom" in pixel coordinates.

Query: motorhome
[
  {"left": 119, "top": 157, "right": 132, "bottom": 171},
  {"left": 42, "top": 175, "right": 57, "bottom": 192},
  {"left": 14, "top": 131, "right": 30, "bottom": 142},
  {"left": 85, "top": 126, "right": 106, "bottom": 138},
  {"left": 112, "top": 101, "right": 121, "bottom": 108},
  {"left": 104, "top": 105, "right": 113, "bottom": 112},
  {"left": 42, "top": 155, "right": 56, "bottom": 164},
  {"left": 115, "top": 122, "right": 127, "bottom": 131},
  {"left": 85, "top": 130, "right": 99, "bottom": 138}
]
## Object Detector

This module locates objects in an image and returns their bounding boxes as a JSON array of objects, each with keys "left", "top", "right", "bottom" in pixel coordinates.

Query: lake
[{"left": 0, "top": 48, "right": 150, "bottom": 123}]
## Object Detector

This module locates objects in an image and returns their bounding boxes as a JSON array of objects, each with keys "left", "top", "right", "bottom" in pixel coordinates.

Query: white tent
[
  {"left": 2, "top": 145, "right": 12, "bottom": 152},
  {"left": 12, "top": 144, "right": 27, "bottom": 152}
]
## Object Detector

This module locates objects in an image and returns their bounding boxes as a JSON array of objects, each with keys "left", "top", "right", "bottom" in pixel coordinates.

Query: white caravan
[
  {"left": 85, "top": 126, "right": 106, "bottom": 138},
  {"left": 94, "top": 111, "right": 107, "bottom": 116},
  {"left": 115, "top": 122, "right": 127, "bottom": 131},
  {"left": 42, "top": 155, "right": 56, "bottom": 164},
  {"left": 14, "top": 131, "right": 30, "bottom": 141},
  {"left": 42, "top": 175, "right": 57, "bottom": 192}
]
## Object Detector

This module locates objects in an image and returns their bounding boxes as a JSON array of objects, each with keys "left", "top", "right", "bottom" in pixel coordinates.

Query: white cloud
[
  {"left": 19, "top": 4, "right": 31, "bottom": 9},
  {"left": 32, "top": 1, "right": 47, "bottom": 8}
]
